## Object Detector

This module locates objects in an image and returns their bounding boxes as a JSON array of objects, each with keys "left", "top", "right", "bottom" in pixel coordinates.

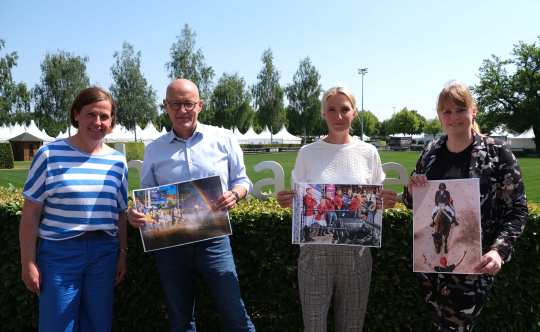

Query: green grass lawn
[{"left": 2, "top": 151, "right": 539, "bottom": 202}]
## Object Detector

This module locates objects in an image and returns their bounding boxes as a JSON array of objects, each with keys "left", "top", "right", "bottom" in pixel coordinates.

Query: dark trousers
[
  {"left": 154, "top": 236, "right": 255, "bottom": 332},
  {"left": 417, "top": 273, "right": 494, "bottom": 331}
]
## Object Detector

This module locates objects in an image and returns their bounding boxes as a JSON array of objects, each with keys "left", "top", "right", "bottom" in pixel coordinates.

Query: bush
[
  {"left": 0, "top": 142, "right": 15, "bottom": 169},
  {"left": 1, "top": 194, "right": 539, "bottom": 331}
]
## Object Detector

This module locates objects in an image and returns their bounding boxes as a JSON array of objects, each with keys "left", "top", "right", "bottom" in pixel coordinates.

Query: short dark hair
[
  {"left": 439, "top": 183, "right": 447, "bottom": 190},
  {"left": 70, "top": 86, "right": 116, "bottom": 129}
]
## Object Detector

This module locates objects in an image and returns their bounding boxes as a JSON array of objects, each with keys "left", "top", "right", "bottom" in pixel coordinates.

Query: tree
[
  {"left": 424, "top": 118, "right": 442, "bottom": 135},
  {"left": 474, "top": 36, "right": 540, "bottom": 153},
  {"left": 386, "top": 107, "right": 425, "bottom": 135},
  {"left": 209, "top": 73, "right": 254, "bottom": 130},
  {"left": 166, "top": 24, "right": 215, "bottom": 123},
  {"left": 0, "top": 39, "right": 31, "bottom": 125},
  {"left": 33, "top": 51, "right": 90, "bottom": 136},
  {"left": 252, "top": 49, "right": 285, "bottom": 136},
  {"left": 110, "top": 42, "right": 158, "bottom": 140},
  {"left": 156, "top": 103, "right": 171, "bottom": 132},
  {"left": 379, "top": 119, "right": 392, "bottom": 137},
  {"left": 285, "top": 57, "right": 322, "bottom": 140},
  {"left": 352, "top": 110, "right": 380, "bottom": 138},
  {"left": 235, "top": 101, "right": 256, "bottom": 133}
]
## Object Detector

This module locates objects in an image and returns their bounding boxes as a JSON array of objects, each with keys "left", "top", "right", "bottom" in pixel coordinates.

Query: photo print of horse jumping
[
  {"left": 292, "top": 183, "right": 383, "bottom": 247},
  {"left": 413, "top": 178, "right": 482, "bottom": 274}
]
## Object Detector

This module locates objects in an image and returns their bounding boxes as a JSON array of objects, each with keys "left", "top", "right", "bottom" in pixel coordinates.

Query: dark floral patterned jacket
[{"left": 403, "top": 133, "right": 528, "bottom": 263}]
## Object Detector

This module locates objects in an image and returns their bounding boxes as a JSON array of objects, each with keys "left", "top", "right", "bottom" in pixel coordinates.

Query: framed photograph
[
  {"left": 412, "top": 178, "right": 482, "bottom": 274},
  {"left": 292, "top": 183, "right": 383, "bottom": 247},
  {"left": 132, "top": 175, "right": 232, "bottom": 252}
]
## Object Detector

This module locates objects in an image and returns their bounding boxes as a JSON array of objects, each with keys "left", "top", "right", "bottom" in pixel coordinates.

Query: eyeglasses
[{"left": 165, "top": 100, "right": 199, "bottom": 111}]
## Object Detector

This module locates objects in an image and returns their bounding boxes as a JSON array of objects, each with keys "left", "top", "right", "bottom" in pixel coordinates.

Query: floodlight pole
[{"left": 358, "top": 68, "right": 368, "bottom": 141}]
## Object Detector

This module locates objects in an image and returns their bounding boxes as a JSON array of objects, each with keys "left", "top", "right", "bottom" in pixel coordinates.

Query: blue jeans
[
  {"left": 326, "top": 211, "right": 338, "bottom": 227},
  {"left": 154, "top": 236, "right": 255, "bottom": 332},
  {"left": 38, "top": 232, "right": 118, "bottom": 332}
]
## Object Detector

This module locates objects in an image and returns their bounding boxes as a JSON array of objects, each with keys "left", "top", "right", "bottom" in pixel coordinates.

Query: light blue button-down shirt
[{"left": 140, "top": 123, "right": 252, "bottom": 194}]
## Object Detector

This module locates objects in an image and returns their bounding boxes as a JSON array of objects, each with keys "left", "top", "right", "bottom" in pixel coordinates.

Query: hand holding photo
[
  {"left": 132, "top": 175, "right": 232, "bottom": 252},
  {"left": 292, "top": 183, "right": 383, "bottom": 247}
]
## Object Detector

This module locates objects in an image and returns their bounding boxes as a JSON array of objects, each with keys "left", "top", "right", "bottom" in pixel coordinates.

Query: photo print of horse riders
[
  {"left": 132, "top": 176, "right": 232, "bottom": 252},
  {"left": 413, "top": 178, "right": 482, "bottom": 274},
  {"left": 292, "top": 183, "right": 383, "bottom": 247}
]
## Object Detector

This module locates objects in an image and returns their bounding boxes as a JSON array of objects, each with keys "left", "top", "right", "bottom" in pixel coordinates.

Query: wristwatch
[{"left": 231, "top": 191, "right": 241, "bottom": 203}]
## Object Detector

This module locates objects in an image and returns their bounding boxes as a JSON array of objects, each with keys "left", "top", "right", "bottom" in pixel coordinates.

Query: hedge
[
  {"left": 1, "top": 188, "right": 539, "bottom": 331},
  {"left": 0, "top": 142, "right": 15, "bottom": 169}
]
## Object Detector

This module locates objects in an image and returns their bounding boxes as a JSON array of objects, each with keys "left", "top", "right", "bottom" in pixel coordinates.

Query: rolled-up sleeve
[
  {"left": 22, "top": 147, "right": 48, "bottom": 204},
  {"left": 227, "top": 135, "right": 252, "bottom": 193}
]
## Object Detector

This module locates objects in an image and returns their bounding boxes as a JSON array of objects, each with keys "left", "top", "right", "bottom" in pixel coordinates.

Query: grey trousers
[{"left": 298, "top": 245, "right": 372, "bottom": 332}]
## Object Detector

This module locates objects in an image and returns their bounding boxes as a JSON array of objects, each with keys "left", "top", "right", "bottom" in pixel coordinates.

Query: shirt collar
[{"left": 167, "top": 122, "right": 206, "bottom": 143}]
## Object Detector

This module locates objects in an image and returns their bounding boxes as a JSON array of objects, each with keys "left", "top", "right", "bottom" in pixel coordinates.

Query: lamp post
[{"left": 358, "top": 67, "right": 368, "bottom": 141}]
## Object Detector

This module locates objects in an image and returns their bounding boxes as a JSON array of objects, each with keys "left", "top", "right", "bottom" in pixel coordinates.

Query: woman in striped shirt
[{"left": 19, "top": 87, "right": 128, "bottom": 332}]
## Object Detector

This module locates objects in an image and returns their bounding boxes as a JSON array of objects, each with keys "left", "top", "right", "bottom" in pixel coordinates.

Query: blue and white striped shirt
[{"left": 23, "top": 139, "right": 128, "bottom": 241}]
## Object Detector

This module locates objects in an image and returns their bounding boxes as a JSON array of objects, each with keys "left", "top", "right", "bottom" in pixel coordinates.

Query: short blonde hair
[
  {"left": 321, "top": 86, "right": 357, "bottom": 115},
  {"left": 437, "top": 81, "right": 481, "bottom": 133}
]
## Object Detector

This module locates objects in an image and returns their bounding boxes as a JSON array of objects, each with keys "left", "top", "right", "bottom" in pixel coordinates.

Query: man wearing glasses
[{"left": 128, "top": 79, "right": 255, "bottom": 331}]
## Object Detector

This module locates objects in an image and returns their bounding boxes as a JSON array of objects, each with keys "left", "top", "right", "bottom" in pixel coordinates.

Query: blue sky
[{"left": 1, "top": 0, "right": 539, "bottom": 122}]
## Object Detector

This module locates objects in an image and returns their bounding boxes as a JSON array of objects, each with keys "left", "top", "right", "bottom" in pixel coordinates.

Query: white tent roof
[
  {"left": 26, "top": 121, "right": 55, "bottom": 142},
  {"left": 105, "top": 124, "right": 135, "bottom": 142},
  {"left": 390, "top": 133, "right": 412, "bottom": 138},
  {"left": 56, "top": 126, "right": 78, "bottom": 139},
  {"left": 138, "top": 122, "right": 162, "bottom": 142},
  {"left": 352, "top": 134, "right": 371, "bottom": 141},
  {"left": 258, "top": 126, "right": 273, "bottom": 140},
  {"left": 490, "top": 125, "right": 518, "bottom": 138},
  {"left": 514, "top": 127, "right": 535, "bottom": 138},
  {"left": 240, "top": 126, "right": 262, "bottom": 144},
  {"left": 232, "top": 127, "right": 245, "bottom": 140},
  {"left": 273, "top": 125, "right": 301, "bottom": 144},
  {"left": 0, "top": 121, "right": 54, "bottom": 142},
  {"left": 0, "top": 123, "right": 20, "bottom": 141}
]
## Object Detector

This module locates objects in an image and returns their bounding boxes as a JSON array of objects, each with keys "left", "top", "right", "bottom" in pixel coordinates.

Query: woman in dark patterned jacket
[{"left": 403, "top": 81, "right": 528, "bottom": 331}]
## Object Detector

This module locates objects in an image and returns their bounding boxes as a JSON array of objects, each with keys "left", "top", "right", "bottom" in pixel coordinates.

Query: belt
[{"left": 80, "top": 230, "right": 109, "bottom": 238}]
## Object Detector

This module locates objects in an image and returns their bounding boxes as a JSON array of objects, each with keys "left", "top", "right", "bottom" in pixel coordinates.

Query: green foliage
[
  {"left": 423, "top": 118, "right": 442, "bottom": 135},
  {"left": 122, "top": 142, "right": 145, "bottom": 161},
  {"left": 110, "top": 42, "right": 158, "bottom": 134},
  {"left": 0, "top": 39, "right": 31, "bottom": 125},
  {"left": 209, "top": 73, "right": 253, "bottom": 130},
  {"left": 352, "top": 110, "right": 380, "bottom": 137},
  {"left": 156, "top": 109, "right": 171, "bottom": 132},
  {"left": 252, "top": 49, "right": 286, "bottom": 132},
  {"left": 0, "top": 142, "right": 14, "bottom": 169},
  {"left": 386, "top": 107, "right": 426, "bottom": 135},
  {"left": 474, "top": 35, "right": 540, "bottom": 154},
  {"left": 32, "top": 51, "right": 90, "bottom": 137},
  {"left": 1, "top": 194, "right": 538, "bottom": 331},
  {"left": 285, "top": 57, "right": 322, "bottom": 137},
  {"left": 166, "top": 24, "right": 215, "bottom": 122}
]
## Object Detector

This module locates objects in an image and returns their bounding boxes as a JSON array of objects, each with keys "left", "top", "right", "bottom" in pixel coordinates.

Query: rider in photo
[{"left": 431, "top": 182, "right": 459, "bottom": 227}]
